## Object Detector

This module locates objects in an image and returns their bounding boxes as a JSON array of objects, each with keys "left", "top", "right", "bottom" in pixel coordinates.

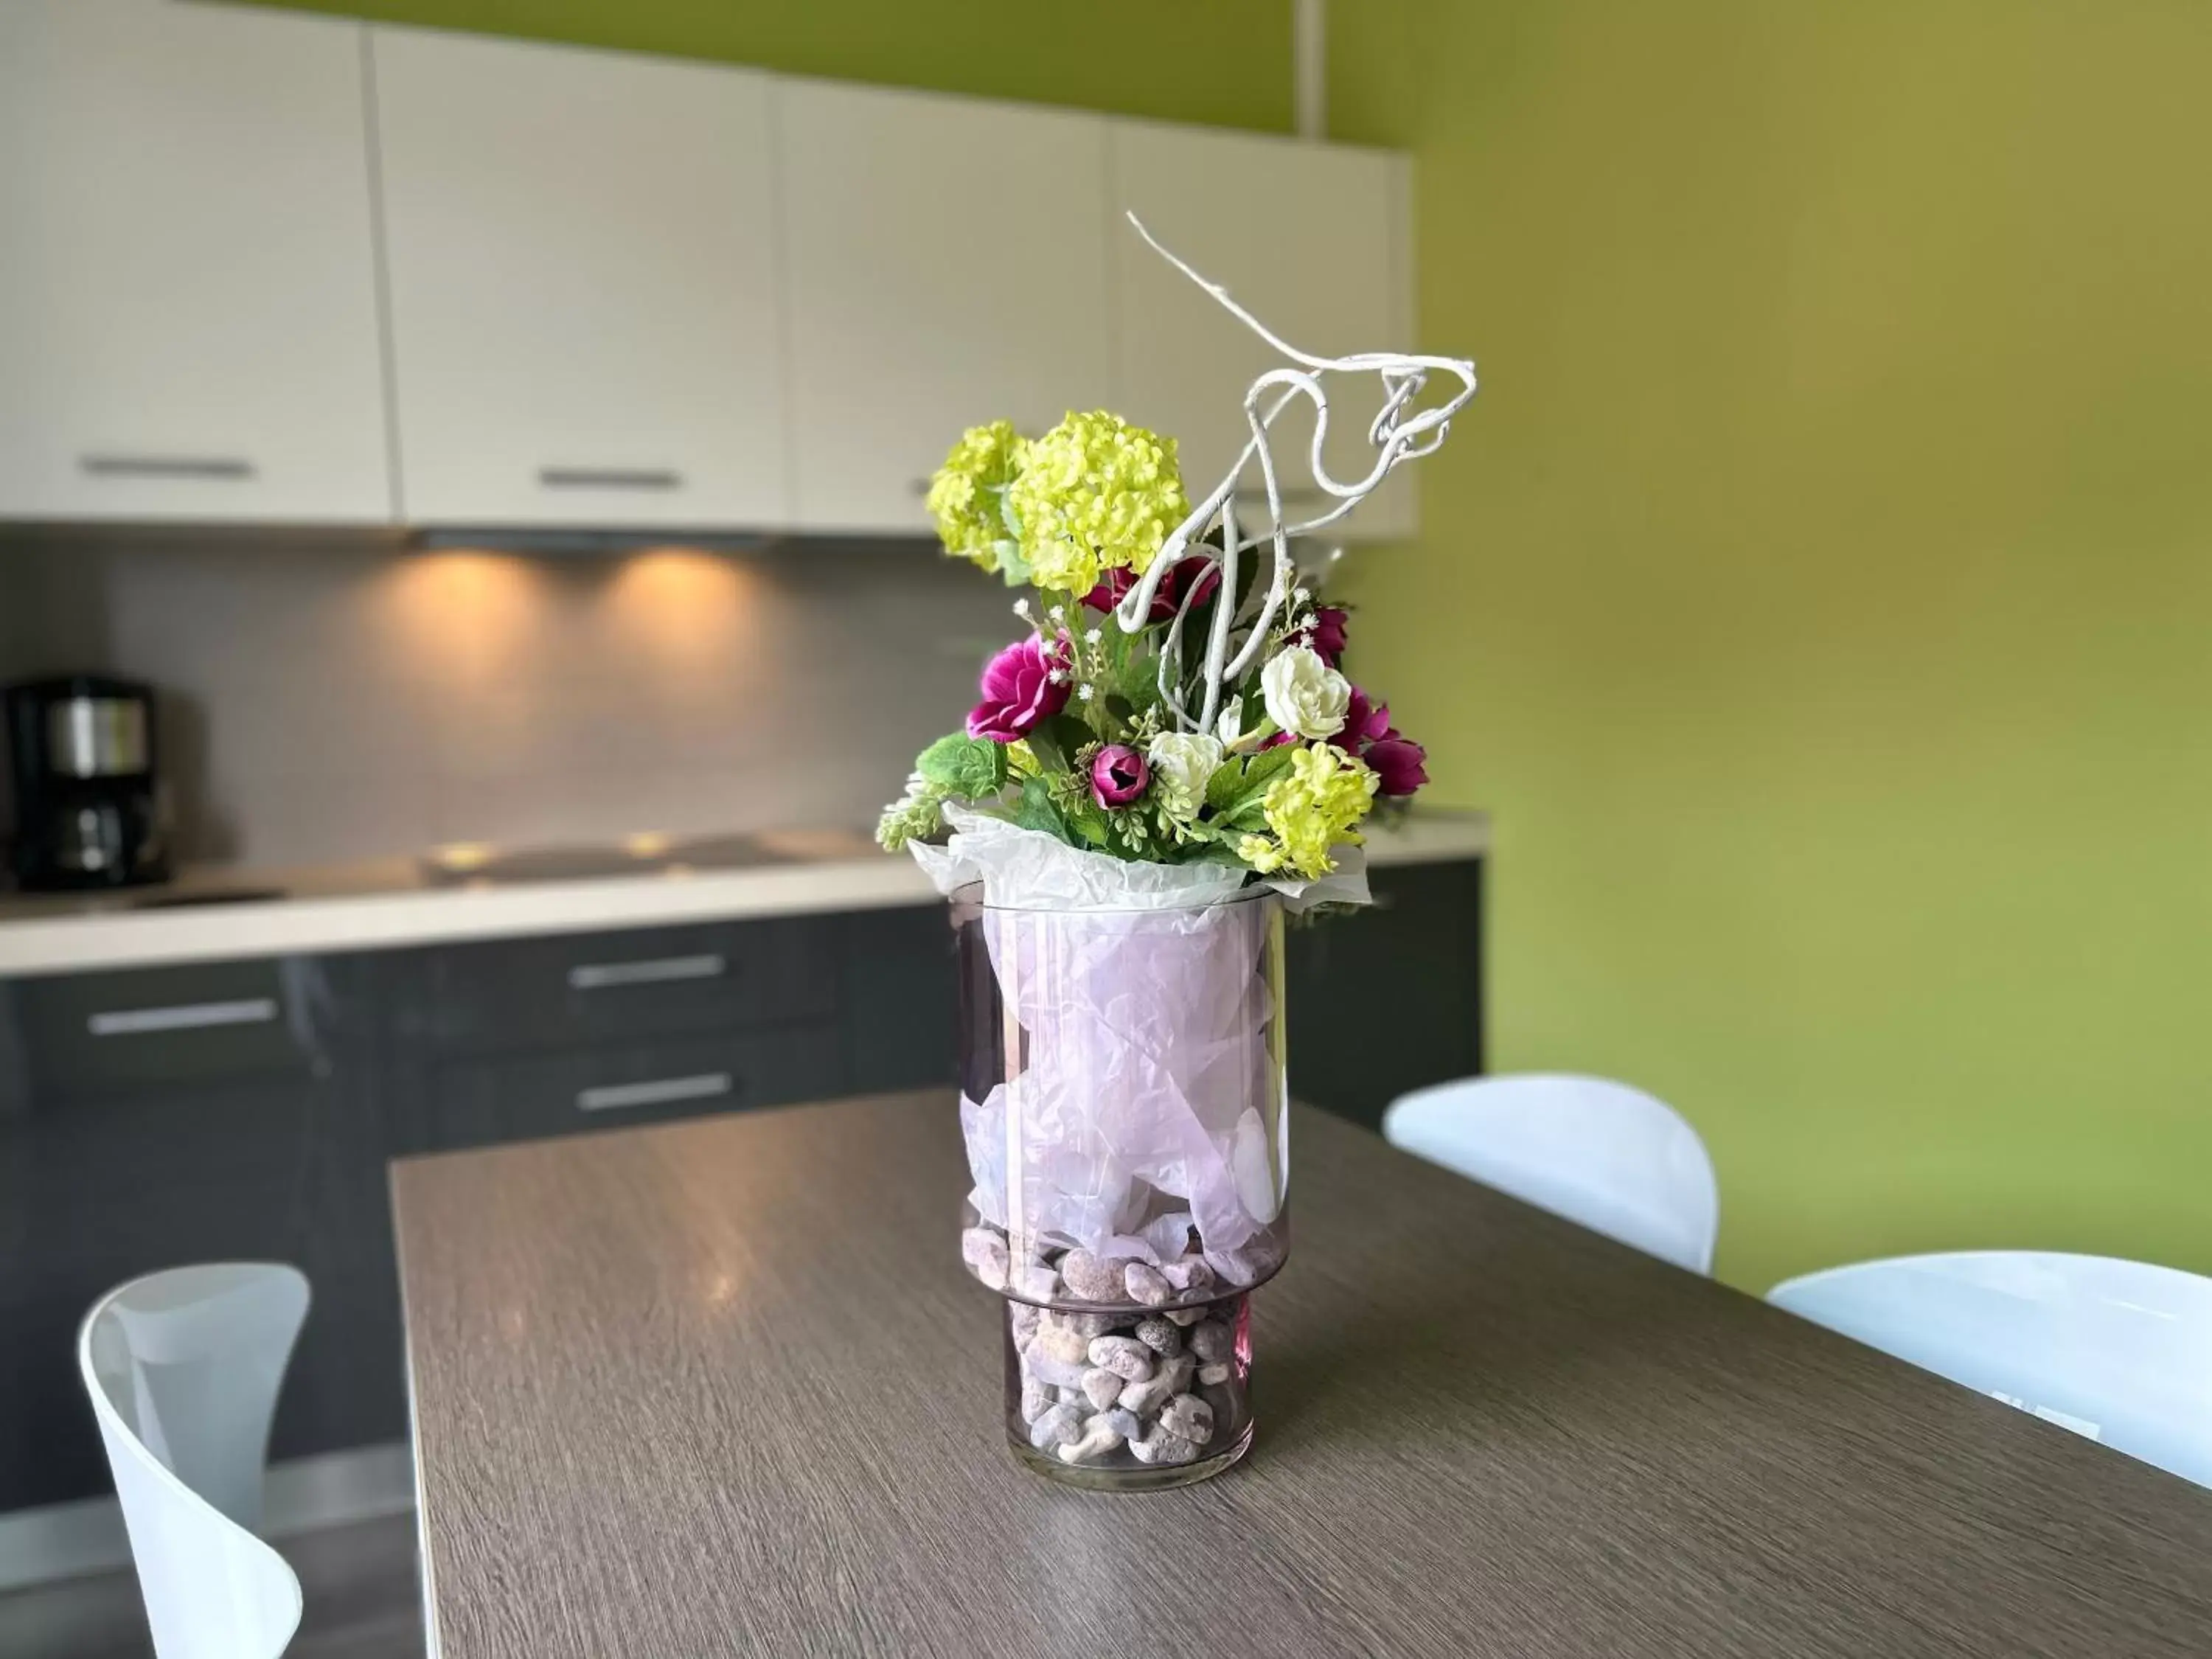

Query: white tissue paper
[{"left": 914, "top": 804, "right": 1368, "bottom": 1275}]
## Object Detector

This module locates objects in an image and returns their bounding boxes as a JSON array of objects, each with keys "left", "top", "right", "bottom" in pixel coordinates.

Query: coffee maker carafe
[{"left": 4, "top": 675, "right": 170, "bottom": 890}]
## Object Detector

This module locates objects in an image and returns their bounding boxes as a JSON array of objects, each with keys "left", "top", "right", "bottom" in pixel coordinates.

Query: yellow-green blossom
[
  {"left": 1006, "top": 411, "right": 1189, "bottom": 594},
  {"left": 926, "top": 420, "right": 1027, "bottom": 571},
  {"left": 876, "top": 771, "right": 947, "bottom": 852},
  {"left": 1236, "top": 832, "right": 1288, "bottom": 874},
  {"left": 1238, "top": 743, "right": 1378, "bottom": 879}
]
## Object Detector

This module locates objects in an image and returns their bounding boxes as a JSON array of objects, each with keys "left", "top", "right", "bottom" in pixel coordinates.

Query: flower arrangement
[
  {"left": 909, "top": 220, "right": 1472, "bottom": 1489},
  {"left": 880, "top": 410, "right": 1427, "bottom": 882}
]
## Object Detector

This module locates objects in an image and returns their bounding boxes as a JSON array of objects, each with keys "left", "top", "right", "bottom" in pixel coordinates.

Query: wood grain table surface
[{"left": 390, "top": 1092, "right": 2212, "bottom": 1658}]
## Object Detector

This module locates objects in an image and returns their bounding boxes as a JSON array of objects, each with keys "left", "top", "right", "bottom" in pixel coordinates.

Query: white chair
[
  {"left": 1768, "top": 1252, "right": 2212, "bottom": 1489},
  {"left": 1382, "top": 1074, "right": 1719, "bottom": 1273},
  {"left": 78, "top": 1263, "right": 310, "bottom": 1659}
]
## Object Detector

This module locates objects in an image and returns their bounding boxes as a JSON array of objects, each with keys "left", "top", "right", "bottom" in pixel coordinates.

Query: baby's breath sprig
[{"left": 1265, "top": 582, "right": 1317, "bottom": 652}]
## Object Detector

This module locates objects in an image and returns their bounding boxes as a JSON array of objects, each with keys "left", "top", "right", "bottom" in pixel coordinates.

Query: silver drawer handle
[
  {"left": 537, "top": 467, "right": 682, "bottom": 490},
  {"left": 567, "top": 953, "right": 726, "bottom": 991},
  {"left": 88, "top": 997, "right": 279, "bottom": 1037},
  {"left": 82, "top": 455, "right": 255, "bottom": 481},
  {"left": 909, "top": 477, "right": 933, "bottom": 497},
  {"left": 577, "top": 1072, "right": 732, "bottom": 1113}
]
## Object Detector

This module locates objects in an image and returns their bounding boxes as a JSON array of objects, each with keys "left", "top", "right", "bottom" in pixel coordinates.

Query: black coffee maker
[{"left": 4, "top": 675, "right": 170, "bottom": 890}]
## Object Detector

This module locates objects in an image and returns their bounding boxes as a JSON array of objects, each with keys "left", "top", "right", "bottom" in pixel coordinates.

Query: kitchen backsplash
[{"left": 0, "top": 529, "right": 1017, "bottom": 869}]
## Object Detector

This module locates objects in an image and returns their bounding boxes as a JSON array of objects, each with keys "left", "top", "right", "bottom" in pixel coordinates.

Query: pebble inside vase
[{"left": 1003, "top": 1287, "right": 1254, "bottom": 1488}]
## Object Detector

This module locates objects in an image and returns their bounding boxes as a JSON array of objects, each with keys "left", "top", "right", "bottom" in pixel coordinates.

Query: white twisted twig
[{"left": 1113, "top": 213, "right": 1478, "bottom": 732}]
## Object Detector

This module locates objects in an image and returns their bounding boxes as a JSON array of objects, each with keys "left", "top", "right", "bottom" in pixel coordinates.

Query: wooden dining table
[{"left": 389, "top": 1091, "right": 2212, "bottom": 1658}]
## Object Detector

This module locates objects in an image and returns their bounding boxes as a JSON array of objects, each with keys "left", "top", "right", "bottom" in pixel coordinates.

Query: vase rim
[{"left": 947, "top": 879, "right": 1279, "bottom": 919}]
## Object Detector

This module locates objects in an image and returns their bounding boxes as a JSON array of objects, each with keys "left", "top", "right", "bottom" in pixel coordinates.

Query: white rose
[
  {"left": 1260, "top": 644, "right": 1351, "bottom": 740},
  {"left": 1215, "top": 695, "right": 1266, "bottom": 755},
  {"left": 1147, "top": 731, "right": 1224, "bottom": 820}
]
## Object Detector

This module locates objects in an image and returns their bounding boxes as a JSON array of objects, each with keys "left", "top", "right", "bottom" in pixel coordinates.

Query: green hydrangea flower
[
  {"left": 1237, "top": 743, "right": 1379, "bottom": 879},
  {"left": 1007, "top": 411, "right": 1190, "bottom": 594},
  {"left": 926, "top": 420, "right": 1027, "bottom": 571}
]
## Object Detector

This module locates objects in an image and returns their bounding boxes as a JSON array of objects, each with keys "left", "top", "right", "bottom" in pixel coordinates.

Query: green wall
[
  {"left": 239, "top": 0, "right": 1295, "bottom": 131},
  {"left": 253, "top": 0, "right": 2212, "bottom": 1290},
  {"left": 1334, "top": 1, "right": 2212, "bottom": 1288}
]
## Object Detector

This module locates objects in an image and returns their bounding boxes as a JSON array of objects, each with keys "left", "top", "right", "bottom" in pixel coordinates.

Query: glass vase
[{"left": 951, "top": 882, "right": 1289, "bottom": 1489}]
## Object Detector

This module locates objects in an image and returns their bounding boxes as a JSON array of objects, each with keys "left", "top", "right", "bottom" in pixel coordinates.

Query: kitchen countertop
[
  {"left": 392, "top": 1091, "right": 2212, "bottom": 1659},
  {"left": 0, "top": 812, "right": 1489, "bottom": 978}
]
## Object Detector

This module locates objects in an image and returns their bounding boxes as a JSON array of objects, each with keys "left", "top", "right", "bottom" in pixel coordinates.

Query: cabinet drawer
[
  {"left": 425, "top": 1024, "right": 844, "bottom": 1152},
  {"left": 13, "top": 958, "right": 327, "bottom": 1100},
  {"left": 406, "top": 918, "right": 837, "bottom": 1060}
]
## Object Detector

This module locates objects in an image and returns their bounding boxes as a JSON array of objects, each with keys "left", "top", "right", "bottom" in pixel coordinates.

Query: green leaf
[
  {"left": 1024, "top": 721, "right": 1067, "bottom": 774},
  {"left": 1067, "top": 803, "right": 1110, "bottom": 847},
  {"left": 1225, "top": 799, "right": 1273, "bottom": 832},
  {"left": 1207, "top": 745, "right": 1298, "bottom": 819},
  {"left": 1203, "top": 751, "right": 1246, "bottom": 813},
  {"left": 914, "top": 733, "right": 1008, "bottom": 799},
  {"left": 1116, "top": 652, "right": 1163, "bottom": 712},
  {"left": 1013, "top": 775, "right": 1068, "bottom": 840},
  {"left": 1033, "top": 712, "right": 1092, "bottom": 773},
  {"left": 991, "top": 539, "right": 1032, "bottom": 587},
  {"left": 1181, "top": 839, "right": 1253, "bottom": 869},
  {"left": 1228, "top": 535, "right": 1266, "bottom": 621}
]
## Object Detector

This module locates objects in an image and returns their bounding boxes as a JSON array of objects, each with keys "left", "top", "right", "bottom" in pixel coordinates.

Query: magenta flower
[
  {"left": 1340, "top": 687, "right": 1392, "bottom": 749},
  {"left": 967, "top": 636, "right": 1070, "bottom": 743},
  {"left": 1365, "top": 735, "right": 1429, "bottom": 796},
  {"left": 1091, "top": 744, "right": 1150, "bottom": 807},
  {"left": 1083, "top": 555, "right": 1222, "bottom": 623},
  {"left": 1301, "top": 605, "right": 1349, "bottom": 667},
  {"left": 1332, "top": 684, "right": 1426, "bottom": 796}
]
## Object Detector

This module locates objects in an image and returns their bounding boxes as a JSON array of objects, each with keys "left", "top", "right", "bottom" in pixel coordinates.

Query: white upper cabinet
[
  {"left": 371, "top": 29, "right": 788, "bottom": 528},
  {"left": 776, "top": 81, "right": 1115, "bottom": 534},
  {"left": 0, "top": 8, "right": 1416, "bottom": 540},
  {"left": 0, "top": 0, "right": 392, "bottom": 523},
  {"left": 1109, "top": 124, "right": 1418, "bottom": 541}
]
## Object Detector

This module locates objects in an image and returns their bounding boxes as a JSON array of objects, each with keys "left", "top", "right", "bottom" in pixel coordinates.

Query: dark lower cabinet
[
  {"left": 0, "top": 957, "right": 400, "bottom": 1512},
  {"left": 835, "top": 904, "right": 961, "bottom": 1096},
  {"left": 1285, "top": 859, "right": 1486, "bottom": 1129},
  {"left": 0, "top": 1077, "right": 399, "bottom": 1509},
  {"left": 0, "top": 857, "right": 1480, "bottom": 1515}
]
